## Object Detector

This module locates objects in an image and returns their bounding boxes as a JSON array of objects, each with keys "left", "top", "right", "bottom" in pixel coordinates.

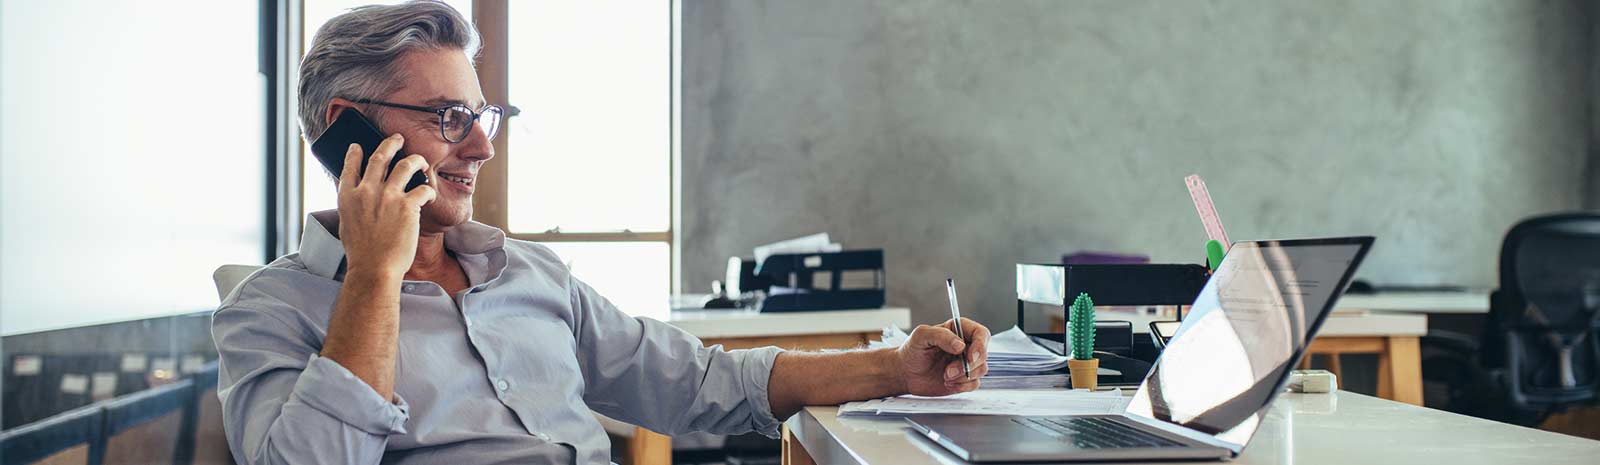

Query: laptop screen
[{"left": 1123, "top": 238, "right": 1370, "bottom": 450}]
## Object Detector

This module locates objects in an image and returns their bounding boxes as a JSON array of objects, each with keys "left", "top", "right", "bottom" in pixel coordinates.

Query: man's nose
[{"left": 457, "top": 120, "right": 496, "bottom": 162}]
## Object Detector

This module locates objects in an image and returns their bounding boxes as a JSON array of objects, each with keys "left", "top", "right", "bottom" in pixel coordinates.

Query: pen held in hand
[{"left": 944, "top": 278, "right": 971, "bottom": 380}]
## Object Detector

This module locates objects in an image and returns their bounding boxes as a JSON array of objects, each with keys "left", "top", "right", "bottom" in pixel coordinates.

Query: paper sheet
[
  {"left": 753, "top": 233, "right": 842, "bottom": 265},
  {"left": 839, "top": 389, "right": 1132, "bottom": 417},
  {"left": 872, "top": 326, "right": 1117, "bottom": 376}
]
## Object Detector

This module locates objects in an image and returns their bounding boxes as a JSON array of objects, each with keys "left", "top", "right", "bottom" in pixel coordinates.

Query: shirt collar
[{"left": 299, "top": 209, "right": 508, "bottom": 281}]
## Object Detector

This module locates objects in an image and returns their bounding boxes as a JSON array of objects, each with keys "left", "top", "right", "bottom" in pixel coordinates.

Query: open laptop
[{"left": 906, "top": 237, "right": 1374, "bottom": 462}]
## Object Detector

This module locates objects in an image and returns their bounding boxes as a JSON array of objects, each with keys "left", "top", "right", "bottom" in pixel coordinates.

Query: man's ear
[{"left": 325, "top": 97, "right": 361, "bottom": 128}]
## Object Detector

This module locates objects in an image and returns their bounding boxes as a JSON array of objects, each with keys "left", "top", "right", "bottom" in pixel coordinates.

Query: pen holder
[{"left": 1068, "top": 358, "right": 1099, "bottom": 390}]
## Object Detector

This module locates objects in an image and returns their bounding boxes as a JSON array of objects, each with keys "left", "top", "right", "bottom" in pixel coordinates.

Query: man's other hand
[{"left": 895, "top": 318, "right": 991, "bottom": 396}]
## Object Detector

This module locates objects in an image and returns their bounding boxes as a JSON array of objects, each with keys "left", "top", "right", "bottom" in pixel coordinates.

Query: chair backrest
[
  {"left": 182, "top": 362, "right": 234, "bottom": 465},
  {"left": 0, "top": 404, "right": 103, "bottom": 465},
  {"left": 1488, "top": 212, "right": 1600, "bottom": 409},
  {"left": 101, "top": 380, "right": 193, "bottom": 465},
  {"left": 211, "top": 265, "right": 263, "bottom": 302}
]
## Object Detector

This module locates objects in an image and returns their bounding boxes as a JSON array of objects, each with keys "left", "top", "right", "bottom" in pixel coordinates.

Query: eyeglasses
[{"left": 352, "top": 98, "right": 504, "bottom": 143}]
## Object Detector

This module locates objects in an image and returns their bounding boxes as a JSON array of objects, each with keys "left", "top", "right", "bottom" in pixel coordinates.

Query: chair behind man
[
  {"left": 0, "top": 404, "right": 104, "bottom": 465},
  {"left": 101, "top": 380, "right": 193, "bottom": 464},
  {"left": 184, "top": 361, "right": 234, "bottom": 465}
]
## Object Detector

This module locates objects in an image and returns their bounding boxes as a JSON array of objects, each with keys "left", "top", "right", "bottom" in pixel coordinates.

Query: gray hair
[{"left": 298, "top": 0, "right": 479, "bottom": 142}]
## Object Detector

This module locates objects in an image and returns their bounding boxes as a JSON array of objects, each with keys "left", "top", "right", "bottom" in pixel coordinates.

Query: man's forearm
[
  {"left": 319, "top": 269, "right": 403, "bottom": 401},
  {"left": 767, "top": 348, "right": 905, "bottom": 419}
]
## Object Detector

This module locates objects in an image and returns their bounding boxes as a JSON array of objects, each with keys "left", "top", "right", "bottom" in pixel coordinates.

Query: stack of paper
[
  {"left": 984, "top": 327, "right": 1071, "bottom": 375},
  {"left": 980, "top": 373, "right": 1069, "bottom": 389},
  {"left": 838, "top": 389, "right": 1131, "bottom": 417},
  {"left": 871, "top": 326, "right": 1116, "bottom": 389},
  {"left": 752, "top": 233, "right": 842, "bottom": 265}
]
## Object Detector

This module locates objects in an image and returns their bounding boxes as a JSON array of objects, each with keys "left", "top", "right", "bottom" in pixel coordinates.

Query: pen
[{"left": 944, "top": 278, "right": 971, "bottom": 380}]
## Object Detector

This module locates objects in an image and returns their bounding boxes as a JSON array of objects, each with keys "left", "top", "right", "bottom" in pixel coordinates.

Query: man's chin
[{"left": 420, "top": 204, "right": 473, "bottom": 233}]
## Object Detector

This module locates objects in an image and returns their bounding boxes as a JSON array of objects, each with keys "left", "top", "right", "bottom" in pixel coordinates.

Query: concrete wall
[
  {"left": 682, "top": 0, "right": 1593, "bottom": 325},
  {"left": 1592, "top": 3, "right": 1600, "bottom": 210}
]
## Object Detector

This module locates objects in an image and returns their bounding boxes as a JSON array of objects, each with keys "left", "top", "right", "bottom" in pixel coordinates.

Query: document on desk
[
  {"left": 870, "top": 326, "right": 1119, "bottom": 377},
  {"left": 838, "top": 389, "right": 1131, "bottom": 417}
]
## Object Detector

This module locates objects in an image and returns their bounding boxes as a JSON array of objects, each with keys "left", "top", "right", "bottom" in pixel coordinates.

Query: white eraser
[{"left": 1288, "top": 369, "right": 1337, "bottom": 393}]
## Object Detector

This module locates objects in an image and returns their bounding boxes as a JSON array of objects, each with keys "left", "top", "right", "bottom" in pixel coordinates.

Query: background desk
[
  {"left": 1047, "top": 310, "right": 1428, "bottom": 405},
  {"left": 782, "top": 391, "right": 1600, "bottom": 465},
  {"left": 1338, "top": 290, "right": 1491, "bottom": 314},
  {"left": 623, "top": 307, "right": 912, "bottom": 465}
]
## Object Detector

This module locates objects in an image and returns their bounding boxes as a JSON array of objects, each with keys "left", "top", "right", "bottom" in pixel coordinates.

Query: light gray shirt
[{"left": 212, "top": 210, "right": 784, "bottom": 465}]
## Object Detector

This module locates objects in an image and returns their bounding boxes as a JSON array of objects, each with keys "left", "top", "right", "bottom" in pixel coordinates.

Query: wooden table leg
[
  {"left": 628, "top": 427, "right": 672, "bottom": 465},
  {"left": 1375, "top": 345, "right": 1393, "bottom": 400},
  {"left": 783, "top": 423, "right": 817, "bottom": 465},
  {"left": 1381, "top": 336, "right": 1423, "bottom": 405}
]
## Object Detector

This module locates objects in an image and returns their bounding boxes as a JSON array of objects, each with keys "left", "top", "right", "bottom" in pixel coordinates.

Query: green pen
[{"left": 1206, "top": 240, "right": 1226, "bottom": 271}]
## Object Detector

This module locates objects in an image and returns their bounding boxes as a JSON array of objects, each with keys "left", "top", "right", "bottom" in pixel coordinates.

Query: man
[{"left": 213, "top": 2, "right": 991, "bottom": 464}]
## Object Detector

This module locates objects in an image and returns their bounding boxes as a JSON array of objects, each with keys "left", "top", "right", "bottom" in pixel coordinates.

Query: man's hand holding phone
[
  {"left": 337, "top": 133, "right": 436, "bottom": 279},
  {"left": 320, "top": 133, "right": 434, "bottom": 402}
]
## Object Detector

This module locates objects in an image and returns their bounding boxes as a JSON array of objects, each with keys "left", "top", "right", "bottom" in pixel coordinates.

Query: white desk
[
  {"left": 782, "top": 391, "right": 1600, "bottom": 465},
  {"left": 1047, "top": 309, "right": 1428, "bottom": 405},
  {"left": 1337, "top": 290, "right": 1491, "bottom": 314},
  {"left": 667, "top": 308, "right": 912, "bottom": 341},
  {"left": 620, "top": 307, "right": 913, "bottom": 465}
]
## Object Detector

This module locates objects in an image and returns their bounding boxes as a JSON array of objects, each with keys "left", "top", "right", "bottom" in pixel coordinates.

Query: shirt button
[
  {"left": 535, "top": 432, "right": 551, "bottom": 441},
  {"left": 495, "top": 379, "right": 510, "bottom": 391},
  {"left": 402, "top": 284, "right": 417, "bottom": 293}
]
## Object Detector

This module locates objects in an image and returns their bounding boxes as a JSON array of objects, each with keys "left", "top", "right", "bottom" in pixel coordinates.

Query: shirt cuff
[
  {"left": 289, "top": 354, "right": 410, "bottom": 436},
  {"left": 741, "top": 346, "right": 787, "bottom": 438}
]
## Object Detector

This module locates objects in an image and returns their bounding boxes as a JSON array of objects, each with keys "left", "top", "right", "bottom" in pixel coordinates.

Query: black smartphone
[{"left": 309, "top": 108, "right": 429, "bottom": 191}]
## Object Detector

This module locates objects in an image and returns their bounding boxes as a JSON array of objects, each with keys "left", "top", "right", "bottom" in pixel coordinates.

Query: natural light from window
[{"left": 507, "top": 2, "right": 672, "bottom": 319}]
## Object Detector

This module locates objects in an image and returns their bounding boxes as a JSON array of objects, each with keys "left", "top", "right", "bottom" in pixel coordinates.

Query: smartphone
[{"left": 309, "top": 108, "right": 429, "bottom": 191}]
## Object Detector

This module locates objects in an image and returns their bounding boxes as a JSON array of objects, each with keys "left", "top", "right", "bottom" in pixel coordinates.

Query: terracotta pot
[{"left": 1068, "top": 358, "right": 1099, "bottom": 390}]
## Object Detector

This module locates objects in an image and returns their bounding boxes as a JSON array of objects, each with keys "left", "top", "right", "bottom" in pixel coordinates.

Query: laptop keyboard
[{"left": 1013, "top": 417, "right": 1185, "bottom": 449}]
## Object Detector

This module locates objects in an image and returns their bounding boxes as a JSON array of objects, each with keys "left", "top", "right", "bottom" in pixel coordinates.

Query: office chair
[
  {"left": 100, "top": 379, "right": 193, "bottom": 465},
  {"left": 1422, "top": 213, "right": 1600, "bottom": 424},
  {"left": 179, "top": 361, "right": 234, "bottom": 465},
  {"left": 0, "top": 404, "right": 104, "bottom": 465},
  {"left": 1483, "top": 212, "right": 1600, "bottom": 422}
]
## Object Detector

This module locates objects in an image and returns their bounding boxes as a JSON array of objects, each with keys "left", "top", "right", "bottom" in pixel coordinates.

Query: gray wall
[
  {"left": 683, "top": 0, "right": 1594, "bottom": 326},
  {"left": 1592, "top": 4, "right": 1600, "bottom": 210}
]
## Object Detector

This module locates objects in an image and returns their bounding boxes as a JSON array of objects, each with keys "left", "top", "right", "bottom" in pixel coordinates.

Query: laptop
[{"left": 906, "top": 237, "right": 1374, "bottom": 462}]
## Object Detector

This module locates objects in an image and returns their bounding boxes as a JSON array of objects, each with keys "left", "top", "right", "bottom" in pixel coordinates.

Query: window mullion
[{"left": 472, "top": 0, "right": 511, "bottom": 230}]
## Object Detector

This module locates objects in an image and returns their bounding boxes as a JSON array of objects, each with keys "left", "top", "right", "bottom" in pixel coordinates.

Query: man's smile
[{"left": 436, "top": 170, "right": 475, "bottom": 191}]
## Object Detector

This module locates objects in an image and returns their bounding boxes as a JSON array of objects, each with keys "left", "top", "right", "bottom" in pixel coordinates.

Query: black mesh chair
[{"left": 1479, "top": 212, "right": 1600, "bottom": 424}]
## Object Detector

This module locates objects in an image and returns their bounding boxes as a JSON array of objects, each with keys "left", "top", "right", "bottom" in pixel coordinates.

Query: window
[
  {"left": 501, "top": 2, "right": 675, "bottom": 319},
  {"left": 1, "top": 0, "right": 267, "bottom": 334},
  {"left": 293, "top": 1, "right": 677, "bottom": 319}
]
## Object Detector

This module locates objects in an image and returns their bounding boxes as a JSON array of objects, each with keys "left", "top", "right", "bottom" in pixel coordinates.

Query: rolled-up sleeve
[
  {"left": 569, "top": 277, "right": 787, "bottom": 438},
  {"left": 213, "top": 303, "right": 409, "bottom": 465}
]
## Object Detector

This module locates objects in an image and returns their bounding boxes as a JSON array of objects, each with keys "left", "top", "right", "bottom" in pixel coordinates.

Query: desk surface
[
  {"left": 1049, "top": 309, "right": 1426, "bottom": 337},
  {"left": 664, "top": 308, "right": 911, "bottom": 339},
  {"left": 788, "top": 391, "right": 1600, "bottom": 465},
  {"left": 1337, "top": 290, "right": 1491, "bottom": 314}
]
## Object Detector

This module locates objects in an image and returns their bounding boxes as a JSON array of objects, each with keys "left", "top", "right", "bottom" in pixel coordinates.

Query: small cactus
[{"left": 1069, "top": 293, "right": 1096, "bottom": 360}]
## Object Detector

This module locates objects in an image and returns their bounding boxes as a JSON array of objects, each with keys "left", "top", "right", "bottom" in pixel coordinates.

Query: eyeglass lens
[{"left": 442, "top": 105, "right": 503, "bottom": 143}]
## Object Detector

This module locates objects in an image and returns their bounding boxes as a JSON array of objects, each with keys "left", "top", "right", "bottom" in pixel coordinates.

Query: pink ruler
[{"left": 1184, "top": 174, "right": 1230, "bottom": 252}]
